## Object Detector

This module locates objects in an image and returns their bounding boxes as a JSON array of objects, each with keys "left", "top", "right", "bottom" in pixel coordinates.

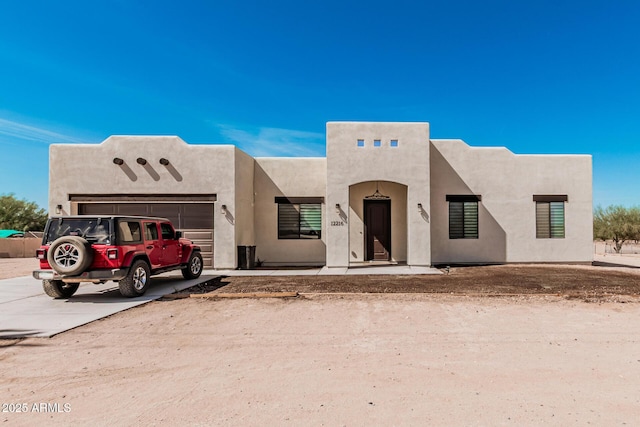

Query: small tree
[
  {"left": 0, "top": 194, "right": 48, "bottom": 232},
  {"left": 593, "top": 205, "right": 640, "bottom": 253}
]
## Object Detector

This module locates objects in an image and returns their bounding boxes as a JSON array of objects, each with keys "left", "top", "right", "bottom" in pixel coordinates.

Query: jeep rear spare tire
[
  {"left": 118, "top": 259, "right": 151, "bottom": 297},
  {"left": 47, "top": 236, "right": 94, "bottom": 275}
]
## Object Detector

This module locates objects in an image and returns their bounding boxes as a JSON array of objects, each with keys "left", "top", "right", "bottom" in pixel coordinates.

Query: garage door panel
[
  {"left": 182, "top": 230, "right": 213, "bottom": 240},
  {"left": 79, "top": 204, "right": 117, "bottom": 215},
  {"left": 182, "top": 204, "right": 214, "bottom": 228},
  {"left": 182, "top": 230, "right": 213, "bottom": 267},
  {"left": 149, "top": 204, "right": 180, "bottom": 223},
  {"left": 116, "top": 204, "right": 151, "bottom": 216}
]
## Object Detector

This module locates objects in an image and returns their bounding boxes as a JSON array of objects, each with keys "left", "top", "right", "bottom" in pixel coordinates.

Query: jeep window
[
  {"left": 45, "top": 218, "right": 112, "bottom": 245},
  {"left": 117, "top": 221, "right": 142, "bottom": 243},
  {"left": 144, "top": 223, "right": 158, "bottom": 241},
  {"left": 160, "top": 223, "right": 175, "bottom": 240}
]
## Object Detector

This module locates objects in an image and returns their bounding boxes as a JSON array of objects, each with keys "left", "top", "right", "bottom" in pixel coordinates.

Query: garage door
[{"left": 78, "top": 203, "right": 214, "bottom": 267}]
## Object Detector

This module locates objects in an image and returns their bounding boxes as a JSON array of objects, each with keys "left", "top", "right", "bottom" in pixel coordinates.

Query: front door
[{"left": 364, "top": 200, "right": 391, "bottom": 261}]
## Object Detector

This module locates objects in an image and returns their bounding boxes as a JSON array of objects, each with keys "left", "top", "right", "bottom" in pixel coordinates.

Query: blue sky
[{"left": 1, "top": 0, "right": 638, "bottom": 210}]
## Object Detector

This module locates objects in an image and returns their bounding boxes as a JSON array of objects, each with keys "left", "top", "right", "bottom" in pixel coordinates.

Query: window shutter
[
  {"left": 536, "top": 202, "right": 550, "bottom": 238},
  {"left": 278, "top": 204, "right": 300, "bottom": 239},
  {"left": 300, "top": 204, "right": 322, "bottom": 239},
  {"left": 463, "top": 202, "right": 478, "bottom": 238},
  {"left": 449, "top": 202, "right": 464, "bottom": 239},
  {"left": 549, "top": 202, "right": 565, "bottom": 238}
]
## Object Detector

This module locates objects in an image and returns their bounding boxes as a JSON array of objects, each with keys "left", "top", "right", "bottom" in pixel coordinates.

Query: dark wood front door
[{"left": 364, "top": 200, "right": 391, "bottom": 261}]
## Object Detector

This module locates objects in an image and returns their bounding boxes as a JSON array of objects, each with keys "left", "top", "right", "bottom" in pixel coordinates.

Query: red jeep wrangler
[{"left": 33, "top": 216, "right": 203, "bottom": 298}]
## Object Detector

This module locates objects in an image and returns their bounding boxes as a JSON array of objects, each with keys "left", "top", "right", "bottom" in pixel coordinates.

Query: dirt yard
[
  {"left": 184, "top": 264, "right": 640, "bottom": 303},
  {"left": 2, "top": 259, "right": 640, "bottom": 425},
  {"left": 0, "top": 258, "right": 39, "bottom": 280}
]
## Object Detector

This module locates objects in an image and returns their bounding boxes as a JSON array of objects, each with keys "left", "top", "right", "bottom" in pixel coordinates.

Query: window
[
  {"left": 46, "top": 218, "right": 113, "bottom": 245},
  {"left": 357, "top": 139, "right": 365, "bottom": 147},
  {"left": 144, "top": 223, "right": 158, "bottom": 241},
  {"left": 447, "top": 195, "right": 481, "bottom": 239},
  {"left": 117, "top": 221, "right": 141, "bottom": 243},
  {"left": 161, "top": 223, "right": 175, "bottom": 240},
  {"left": 275, "top": 197, "right": 323, "bottom": 239},
  {"left": 534, "top": 195, "right": 567, "bottom": 238},
  {"left": 390, "top": 139, "right": 398, "bottom": 147},
  {"left": 373, "top": 139, "right": 381, "bottom": 147}
]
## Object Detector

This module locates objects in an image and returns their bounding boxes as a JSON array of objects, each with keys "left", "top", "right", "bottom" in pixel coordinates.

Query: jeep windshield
[{"left": 45, "top": 218, "right": 112, "bottom": 245}]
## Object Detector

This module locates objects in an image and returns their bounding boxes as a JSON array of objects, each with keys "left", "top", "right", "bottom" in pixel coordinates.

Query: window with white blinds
[
  {"left": 533, "top": 195, "right": 567, "bottom": 239},
  {"left": 446, "top": 195, "right": 481, "bottom": 239},
  {"left": 277, "top": 202, "right": 322, "bottom": 239},
  {"left": 536, "top": 201, "right": 565, "bottom": 238}
]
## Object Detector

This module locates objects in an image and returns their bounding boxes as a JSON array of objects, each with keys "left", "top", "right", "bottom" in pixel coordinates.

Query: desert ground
[{"left": 2, "top": 258, "right": 640, "bottom": 425}]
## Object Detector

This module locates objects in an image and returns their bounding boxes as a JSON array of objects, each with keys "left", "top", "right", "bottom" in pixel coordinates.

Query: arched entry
[{"left": 349, "top": 181, "right": 407, "bottom": 264}]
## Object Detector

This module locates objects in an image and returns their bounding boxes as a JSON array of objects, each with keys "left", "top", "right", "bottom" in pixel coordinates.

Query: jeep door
[
  {"left": 159, "top": 222, "right": 181, "bottom": 266},
  {"left": 143, "top": 222, "right": 163, "bottom": 269}
]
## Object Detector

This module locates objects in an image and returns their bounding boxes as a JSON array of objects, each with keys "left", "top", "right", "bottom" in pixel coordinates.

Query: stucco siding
[
  {"left": 49, "top": 136, "right": 238, "bottom": 269},
  {"left": 326, "top": 122, "right": 431, "bottom": 267},
  {"left": 46, "top": 122, "right": 593, "bottom": 269},
  {"left": 253, "top": 157, "right": 327, "bottom": 266},
  {"left": 430, "top": 139, "right": 592, "bottom": 264},
  {"left": 234, "top": 148, "right": 255, "bottom": 248}
]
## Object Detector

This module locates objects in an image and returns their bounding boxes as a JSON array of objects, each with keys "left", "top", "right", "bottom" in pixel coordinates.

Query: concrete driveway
[
  {"left": 0, "top": 274, "right": 212, "bottom": 338},
  {"left": 0, "top": 259, "right": 442, "bottom": 339}
]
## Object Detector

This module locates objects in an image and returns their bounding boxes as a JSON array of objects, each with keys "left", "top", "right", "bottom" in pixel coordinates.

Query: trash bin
[{"left": 237, "top": 245, "right": 256, "bottom": 270}]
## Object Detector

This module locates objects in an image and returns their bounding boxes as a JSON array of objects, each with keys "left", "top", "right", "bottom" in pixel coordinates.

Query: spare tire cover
[{"left": 47, "top": 236, "right": 94, "bottom": 275}]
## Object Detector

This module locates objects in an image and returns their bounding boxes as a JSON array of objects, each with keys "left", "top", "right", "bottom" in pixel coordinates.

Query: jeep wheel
[
  {"left": 118, "top": 260, "right": 151, "bottom": 297},
  {"left": 42, "top": 280, "right": 79, "bottom": 299},
  {"left": 47, "top": 236, "right": 94, "bottom": 275},
  {"left": 182, "top": 251, "right": 203, "bottom": 279}
]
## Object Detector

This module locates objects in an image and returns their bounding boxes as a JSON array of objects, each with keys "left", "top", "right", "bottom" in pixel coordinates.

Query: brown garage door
[{"left": 78, "top": 203, "right": 214, "bottom": 267}]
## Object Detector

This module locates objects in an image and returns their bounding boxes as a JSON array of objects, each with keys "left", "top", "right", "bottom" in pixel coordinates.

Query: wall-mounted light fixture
[
  {"left": 55, "top": 204, "right": 62, "bottom": 215},
  {"left": 136, "top": 157, "right": 147, "bottom": 165},
  {"left": 221, "top": 204, "right": 227, "bottom": 214},
  {"left": 113, "top": 157, "right": 124, "bottom": 165},
  {"left": 417, "top": 203, "right": 423, "bottom": 212},
  {"left": 159, "top": 158, "right": 170, "bottom": 166},
  {"left": 335, "top": 203, "right": 340, "bottom": 213}
]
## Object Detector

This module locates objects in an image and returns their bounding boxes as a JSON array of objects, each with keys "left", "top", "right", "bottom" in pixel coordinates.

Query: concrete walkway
[{"left": 210, "top": 265, "right": 442, "bottom": 276}]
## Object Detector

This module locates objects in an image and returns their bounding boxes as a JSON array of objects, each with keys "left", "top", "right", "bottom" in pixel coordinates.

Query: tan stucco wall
[
  {"left": 253, "top": 157, "right": 327, "bottom": 266},
  {"left": 234, "top": 148, "right": 255, "bottom": 247},
  {"left": 326, "top": 122, "right": 431, "bottom": 267},
  {"left": 49, "top": 136, "right": 239, "bottom": 269},
  {"left": 430, "top": 140, "right": 592, "bottom": 264},
  {"left": 0, "top": 238, "right": 41, "bottom": 258},
  {"left": 46, "top": 124, "right": 594, "bottom": 269}
]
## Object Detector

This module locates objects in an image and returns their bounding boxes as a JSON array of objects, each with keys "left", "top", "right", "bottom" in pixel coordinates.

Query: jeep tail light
[
  {"left": 107, "top": 248, "right": 119, "bottom": 260},
  {"left": 36, "top": 249, "right": 46, "bottom": 260}
]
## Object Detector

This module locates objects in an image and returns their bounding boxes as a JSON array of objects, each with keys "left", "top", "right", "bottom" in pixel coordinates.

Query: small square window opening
[
  {"left": 357, "top": 139, "right": 365, "bottom": 147},
  {"left": 390, "top": 139, "right": 398, "bottom": 147},
  {"left": 374, "top": 139, "right": 381, "bottom": 147}
]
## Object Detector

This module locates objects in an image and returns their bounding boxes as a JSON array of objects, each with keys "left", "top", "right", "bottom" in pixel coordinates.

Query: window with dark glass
[
  {"left": 160, "top": 223, "right": 175, "bottom": 240},
  {"left": 447, "top": 195, "right": 480, "bottom": 239},
  {"left": 534, "top": 195, "right": 567, "bottom": 238},
  {"left": 275, "top": 197, "right": 323, "bottom": 239}
]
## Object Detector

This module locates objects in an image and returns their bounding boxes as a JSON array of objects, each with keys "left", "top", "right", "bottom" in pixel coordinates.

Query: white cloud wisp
[
  {"left": 216, "top": 124, "right": 325, "bottom": 157},
  {"left": 0, "top": 117, "right": 86, "bottom": 145}
]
